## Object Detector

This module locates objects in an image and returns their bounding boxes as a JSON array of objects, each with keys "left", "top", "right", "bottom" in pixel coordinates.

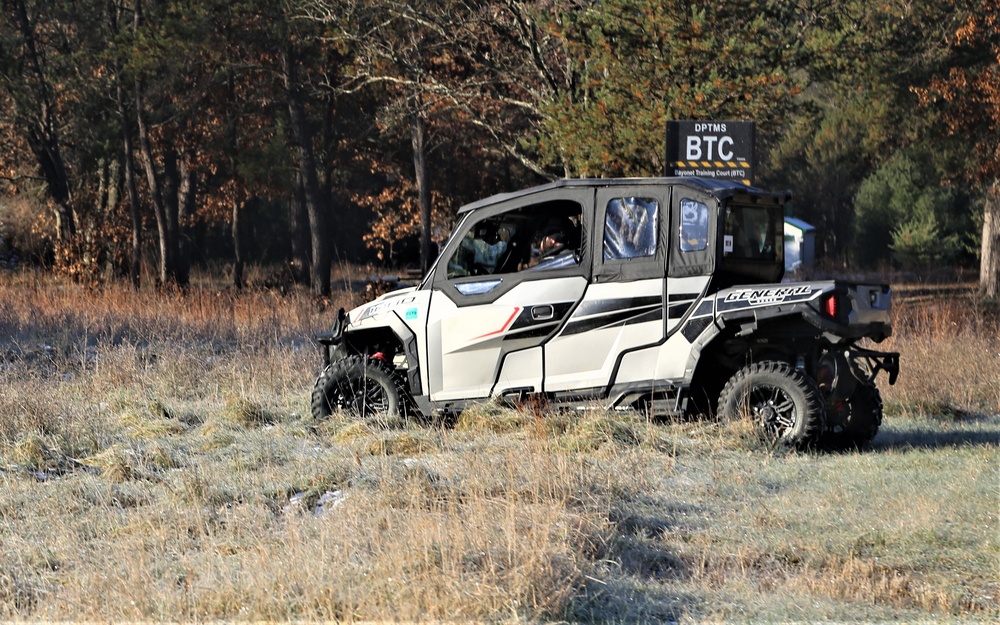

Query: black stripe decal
[
  {"left": 562, "top": 304, "right": 662, "bottom": 335},
  {"left": 504, "top": 321, "right": 563, "bottom": 340},
  {"left": 668, "top": 292, "right": 700, "bottom": 302},
  {"left": 502, "top": 302, "right": 575, "bottom": 341},
  {"left": 573, "top": 296, "right": 661, "bottom": 318},
  {"left": 668, "top": 302, "right": 695, "bottom": 319},
  {"left": 626, "top": 307, "right": 663, "bottom": 327},
  {"left": 692, "top": 299, "right": 714, "bottom": 317}
]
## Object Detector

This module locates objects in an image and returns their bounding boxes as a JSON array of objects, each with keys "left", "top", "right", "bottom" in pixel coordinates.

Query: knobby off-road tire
[
  {"left": 311, "top": 355, "right": 406, "bottom": 420},
  {"left": 718, "top": 360, "right": 826, "bottom": 447},
  {"left": 822, "top": 383, "right": 883, "bottom": 449}
]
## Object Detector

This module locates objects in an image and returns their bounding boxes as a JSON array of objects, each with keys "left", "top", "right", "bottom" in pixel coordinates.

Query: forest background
[{"left": 0, "top": 0, "right": 997, "bottom": 297}]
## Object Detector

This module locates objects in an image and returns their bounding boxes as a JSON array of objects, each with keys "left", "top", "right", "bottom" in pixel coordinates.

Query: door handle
[{"left": 531, "top": 305, "right": 554, "bottom": 321}]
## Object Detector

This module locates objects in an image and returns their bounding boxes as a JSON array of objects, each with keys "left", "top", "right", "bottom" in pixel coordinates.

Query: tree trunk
[
  {"left": 176, "top": 152, "right": 194, "bottom": 287},
  {"left": 223, "top": 72, "right": 246, "bottom": 292},
  {"left": 162, "top": 149, "right": 181, "bottom": 281},
  {"left": 981, "top": 181, "right": 1000, "bottom": 299},
  {"left": 232, "top": 197, "right": 245, "bottom": 291},
  {"left": 135, "top": 82, "right": 173, "bottom": 286},
  {"left": 283, "top": 44, "right": 330, "bottom": 297},
  {"left": 95, "top": 158, "right": 122, "bottom": 276},
  {"left": 132, "top": 0, "right": 183, "bottom": 288},
  {"left": 117, "top": 83, "right": 142, "bottom": 289},
  {"left": 289, "top": 173, "right": 312, "bottom": 286},
  {"left": 412, "top": 109, "right": 432, "bottom": 275},
  {"left": 319, "top": 90, "right": 341, "bottom": 261},
  {"left": 115, "top": 0, "right": 143, "bottom": 289}
]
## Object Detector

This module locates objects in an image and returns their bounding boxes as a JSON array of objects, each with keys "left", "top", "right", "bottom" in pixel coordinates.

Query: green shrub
[
  {"left": 890, "top": 214, "right": 961, "bottom": 269},
  {"left": 852, "top": 150, "right": 975, "bottom": 268}
]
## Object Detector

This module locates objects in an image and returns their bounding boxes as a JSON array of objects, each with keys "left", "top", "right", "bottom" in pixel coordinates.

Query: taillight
[{"left": 822, "top": 292, "right": 839, "bottom": 319}]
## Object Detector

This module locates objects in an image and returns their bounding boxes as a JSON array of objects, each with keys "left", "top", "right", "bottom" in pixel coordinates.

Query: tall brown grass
[
  {"left": 0, "top": 271, "right": 996, "bottom": 622},
  {"left": 882, "top": 284, "right": 1000, "bottom": 418}
]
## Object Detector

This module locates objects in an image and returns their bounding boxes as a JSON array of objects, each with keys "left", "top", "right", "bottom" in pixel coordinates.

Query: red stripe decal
[{"left": 473, "top": 307, "right": 522, "bottom": 340}]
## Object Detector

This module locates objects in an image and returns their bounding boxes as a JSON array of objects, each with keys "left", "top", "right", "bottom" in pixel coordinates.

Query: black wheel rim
[
  {"left": 334, "top": 372, "right": 390, "bottom": 417},
  {"left": 747, "top": 384, "right": 797, "bottom": 439}
]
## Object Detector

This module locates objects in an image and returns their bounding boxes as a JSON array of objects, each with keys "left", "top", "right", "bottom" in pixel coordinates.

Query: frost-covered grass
[{"left": 0, "top": 271, "right": 996, "bottom": 622}]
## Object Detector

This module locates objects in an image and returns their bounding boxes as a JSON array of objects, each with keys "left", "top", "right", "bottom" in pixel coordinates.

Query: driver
[
  {"left": 474, "top": 225, "right": 512, "bottom": 266},
  {"left": 449, "top": 225, "right": 512, "bottom": 276}
]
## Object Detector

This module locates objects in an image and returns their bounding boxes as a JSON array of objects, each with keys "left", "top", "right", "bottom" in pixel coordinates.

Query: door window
[
  {"left": 668, "top": 191, "right": 716, "bottom": 278},
  {"left": 603, "top": 197, "right": 658, "bottom": 260},
  {"left": 445, "top": 200, "right": 583, "bottom": 279},
  {"left": 679, "top": 198, "right": 710, "bottom": 252}
]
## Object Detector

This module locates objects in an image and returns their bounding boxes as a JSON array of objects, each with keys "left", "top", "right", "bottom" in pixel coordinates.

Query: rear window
[{"left": 723, "top": 204, "right": 782, "bottom": 262}]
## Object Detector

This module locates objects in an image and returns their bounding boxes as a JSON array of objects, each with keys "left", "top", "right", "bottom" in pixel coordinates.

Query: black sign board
[{"left": 665, "top": 121, "right": 755, "bottom": 185}]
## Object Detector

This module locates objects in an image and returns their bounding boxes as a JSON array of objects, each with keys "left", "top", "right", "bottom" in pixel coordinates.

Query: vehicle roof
[{"left": 458, "top": 176, "right": 790, "bottom": 214}]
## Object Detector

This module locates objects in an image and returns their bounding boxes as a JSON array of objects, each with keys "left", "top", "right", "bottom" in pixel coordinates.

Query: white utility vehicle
[{"left": 312, "top": 178, "right": 899, "bottom": 447}]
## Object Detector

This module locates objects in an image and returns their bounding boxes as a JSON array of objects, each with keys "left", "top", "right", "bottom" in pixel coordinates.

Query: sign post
[{"left": 665, "top": 121, "right": 755, "bottom": 185}]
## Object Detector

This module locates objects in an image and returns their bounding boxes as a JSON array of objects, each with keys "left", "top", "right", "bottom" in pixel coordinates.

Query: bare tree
[
  {"left": 1, "top": 0, "right": 76, "bottom": 241},
  {"left": 297, "top": 0, "right": 579, "bottom": 270},
  {"left": 982, "top": 185, "right": 1000, "bottom": 298},
  {"left": 283, "top": 40, "right": 333, "bottom": 297}
]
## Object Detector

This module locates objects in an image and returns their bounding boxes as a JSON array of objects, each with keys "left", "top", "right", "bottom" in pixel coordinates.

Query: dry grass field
[{"left": 0, "top": 268, "right": 997, "bottom": 623}]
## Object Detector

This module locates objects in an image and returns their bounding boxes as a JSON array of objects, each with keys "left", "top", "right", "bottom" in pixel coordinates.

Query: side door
[
  {"left": 649, "top": 188, "right": 721, "bottom": 384},
  {"left": 665, "top": 189, "right": 718, "bottom": 332},
  {"left": 544, "top": 186, "right": 670, "bottom": 393},
  {"left": 425, "top": 189, "right": 593, "bottom": 402}
]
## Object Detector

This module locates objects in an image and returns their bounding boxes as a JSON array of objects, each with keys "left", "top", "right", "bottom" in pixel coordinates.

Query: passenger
[{"left": 531, "top": 219, "right": 578, "bottom": 270}]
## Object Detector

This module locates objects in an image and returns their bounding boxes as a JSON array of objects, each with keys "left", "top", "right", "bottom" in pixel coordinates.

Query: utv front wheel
[
  {"left": 311, "top": 355, "right": 405, "bottom": 420},
  {"left": 718, "top": 360, "right": 825, "bottom": 447}
]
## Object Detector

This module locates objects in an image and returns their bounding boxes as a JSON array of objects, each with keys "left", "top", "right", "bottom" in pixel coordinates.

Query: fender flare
[{"left": 330, "top": 311, "right": 424, "bottom": 397}]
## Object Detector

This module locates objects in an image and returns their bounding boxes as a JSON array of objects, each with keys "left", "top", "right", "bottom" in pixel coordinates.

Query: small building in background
[{"left": 783, "top": 217, "right": 815, "bottom": 273}]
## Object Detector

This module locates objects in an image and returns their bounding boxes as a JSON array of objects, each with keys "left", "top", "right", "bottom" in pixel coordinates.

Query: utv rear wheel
[
  {"left": 311, "top": 355, "right": 405, "bottom": 420},
  {"left": 822, "top": 384, "right": 883, "bottom": 449},
  {"left": 718, "top": 360, "right": 825, "bottom": 447}
]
